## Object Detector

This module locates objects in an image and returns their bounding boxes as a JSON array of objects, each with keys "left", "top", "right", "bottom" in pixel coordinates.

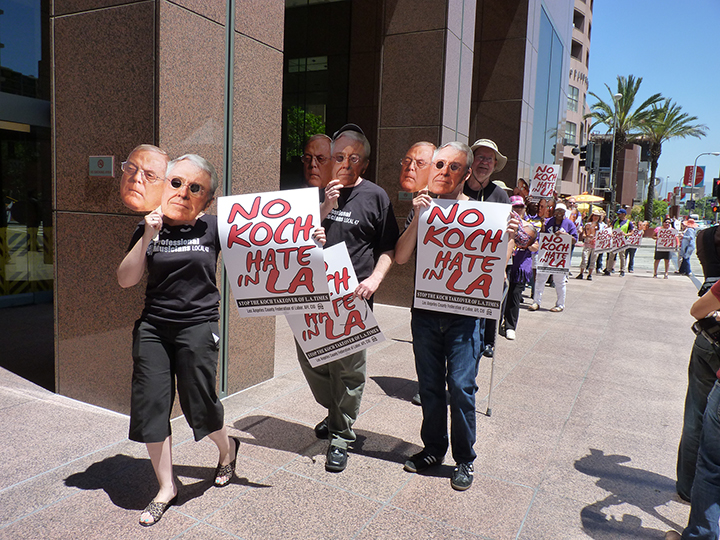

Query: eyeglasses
[
  {"left": 475, "top": 155, "right": 495, "bottom": 164},
  {"left": 332, "top": 154, "right": 363, "bottom": 165},
  {"left": 301, "top": 154, "right": 330, "bottom": 165},
  {"left": 434, "top": 160, "right": 465, "bottom": 172},
  {"left": 400, "top": 157, "right": 429, "bottom": 169},
  {"left": 121, "top": 161, "right": 164, "bottom": 183},
  {"left": 168, "top": 178, "right": 206, "bottom": 198}
]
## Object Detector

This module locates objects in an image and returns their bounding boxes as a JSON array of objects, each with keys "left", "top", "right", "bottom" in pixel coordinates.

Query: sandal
[
  {"left": 214, "top": 436, "right": 240, "bottom": 487},
  {"left": 139, "top": 494, "right": 178, "bottom": 527}
]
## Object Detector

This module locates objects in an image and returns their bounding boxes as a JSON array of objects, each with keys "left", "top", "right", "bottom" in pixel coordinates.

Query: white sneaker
[
  {"left": 528, "top": 303, "right": 540, "bottom": 311},
  {"left": 505, "top": 329, "right": 516, "bottom": 340}
]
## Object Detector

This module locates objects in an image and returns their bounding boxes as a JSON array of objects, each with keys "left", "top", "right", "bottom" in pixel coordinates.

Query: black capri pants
[{"left": 129, "top": 319, "right": 225, "bottom": 443}]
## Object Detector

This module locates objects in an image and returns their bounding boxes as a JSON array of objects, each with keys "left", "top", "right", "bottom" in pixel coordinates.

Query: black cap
[{"left": 332, "top": 123, "right": 365, "bottom": 140}]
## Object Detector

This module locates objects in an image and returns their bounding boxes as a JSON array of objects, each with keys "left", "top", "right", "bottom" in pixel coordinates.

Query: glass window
[
  {"left": 568, "top": 86, "right": 579, "bottom": 112},
  {"left": 565, "top": 122, "right": 577, "bottom": 145}
]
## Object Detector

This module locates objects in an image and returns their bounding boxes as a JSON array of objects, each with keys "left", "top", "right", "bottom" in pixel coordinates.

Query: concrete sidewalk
[{"left": 0, "top": 243, "right": 701, "bottom": 539}]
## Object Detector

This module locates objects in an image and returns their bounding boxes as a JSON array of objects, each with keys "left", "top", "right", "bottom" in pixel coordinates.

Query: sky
[{"left": 588, "top": 0, "right": 720, "bottom": 198}]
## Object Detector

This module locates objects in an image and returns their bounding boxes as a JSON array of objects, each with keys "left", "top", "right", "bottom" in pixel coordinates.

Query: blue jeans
[
  {"left": 683, "top": 380, "right": 720, "bottom": 539},
  {"left": 411, "top": 309, "right": 483, "bottom": 464},
  {"left": 677, "top": 335, "right": 720, "bottom": 500}
]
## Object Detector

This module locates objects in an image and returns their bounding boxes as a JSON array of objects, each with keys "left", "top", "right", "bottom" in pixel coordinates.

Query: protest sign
[
  {"left": 656, "top": 227, "right": 679, "bottom": 252},
  {"left": 218, "top": 188, "right": 330, "bottom": 317},
  {"left": 611, "top": 228, "right": 628, "bottom": 253},
  {"left": 594, "top": 228, "right": 613, "bottom": 253},
  {"left": 536, "top": 232, "right": 573, "bottom": 275},
  {"left": 414, "top": 200, "right": 510, "bottom": 320},
  {"left": 625, "top": 229, "right": 643, "bottom": 249},
  {"left": 287, "top": 242, "right": 385, "bottom": 367},
  {"left": 529, "top": 164, "right": 559, "bottom": 200}
]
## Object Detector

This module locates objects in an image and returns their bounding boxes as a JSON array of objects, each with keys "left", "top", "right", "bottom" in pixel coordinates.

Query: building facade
[
  {"left": 559, "top": 0, "right": 592, "bottom": 196},
  {"left": 1, "top": 0, "right": 574, "bottom": 414}
]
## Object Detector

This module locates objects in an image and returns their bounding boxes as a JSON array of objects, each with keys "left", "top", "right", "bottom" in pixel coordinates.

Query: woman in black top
[{"left": 117, "top": 154, "right": 238, "bottom": 526}]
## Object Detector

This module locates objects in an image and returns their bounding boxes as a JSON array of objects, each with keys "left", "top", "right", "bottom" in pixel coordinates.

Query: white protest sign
[
  {"left": 594, "top": 228, "right": 613, "bottom": 253},
  {"left": 656, "top": 227, "right": 678, "bottom": 252},
  {"left": 625, "top": 229, "right": 643, "bottom": 248},
  {"left": 414, "top": 200, "right": 510, "bottom": 320},
  {"left": 536, "top": 232, "right": 573, "bottom": 274},
  {"left": 218, "top": 188, "right": 330, "bottom": 317},
  {"left": 529, "top": 164, "right": 559, "bottom": 200},
  {"left": 611, "top": 228, "right": 628, "bottom": 253},
  {"left": 287, "top": 242, "right": 385, "bottom": 367}
]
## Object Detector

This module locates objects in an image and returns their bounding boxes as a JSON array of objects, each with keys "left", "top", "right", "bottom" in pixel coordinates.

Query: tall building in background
[
  {"left": 559, "top": 0, "right": 592, "bottom": 196},
  {"left": 1, "top": 0, "right": 575, "bottom": 414}
]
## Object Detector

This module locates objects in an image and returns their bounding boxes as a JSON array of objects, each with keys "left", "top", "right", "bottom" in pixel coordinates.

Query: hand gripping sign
[
  {"left": 218, "top": 188, "right": 330, "bottom": 317},
  {"left": 625, "top": 229, "right": 643, "bottom": 249},
  {"left": 529, "top": 164, "right": 559, "bottom": 201},
  {"left": 594, "top": 228, "right": 613, "bottom": 254},
  {"left": 536, "top": 232, "right": 573, "bottom": 275},
  {"left": 414, "top": 200, "right": 510, "bottom": 320},
  {"left": 656, "top": 227, "right": 679, "bottom": 252},
  {"left": 287, "top": 242, "right": 385, "bottom": 367}
]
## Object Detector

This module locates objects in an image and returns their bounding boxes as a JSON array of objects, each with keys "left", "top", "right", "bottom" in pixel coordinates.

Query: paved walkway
[{"left": 0, "top": 239, "right": 701, "bottom": 539}]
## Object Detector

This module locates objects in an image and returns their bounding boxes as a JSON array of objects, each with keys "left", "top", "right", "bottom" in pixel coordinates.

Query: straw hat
[
  {"left": 470, "top": 139, "right": 507, "bottom": 172},
  {"left": 683, "top": 218, "right": 698, "bottom": 228}
]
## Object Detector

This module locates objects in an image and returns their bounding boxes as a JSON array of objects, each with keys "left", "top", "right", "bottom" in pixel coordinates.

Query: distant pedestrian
[
  {"left": 577, "top": 209, "right": 602, "bottom": 280},
  {"left": 653, "top": 217, "right": 676, "bottom": 279},
  {"left": 677, "top": 218, "right": 698, "bottom": 275}
]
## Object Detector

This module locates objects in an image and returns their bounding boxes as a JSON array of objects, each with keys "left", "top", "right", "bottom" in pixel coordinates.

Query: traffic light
[
  {"left": 579, "top": 145, "right": 587, "bottom": 168},
  {"left": 713, "top": 178, "right": 720, "bottom": 199},
  {"left": 712, "top": 204, "right": 719, "bottom": 214}
]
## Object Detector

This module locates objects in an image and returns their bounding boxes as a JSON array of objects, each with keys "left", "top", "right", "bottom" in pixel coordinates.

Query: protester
[
  {"left": 463, "top": 139, "right": 510, "bottom": 358},
  {"left": 298, "top": 125, "right": 399, "bottom": 473},
  {"left": 395, "top": 141, "right": 518, "bottom": 491},
  {"left": 604, "top": 208, "right": 634, "bottom": 277},
  {"left": 529, "top": 202, "right": 577, "bottom": 313},
  {"left": 577, "top": 208, "right": 602, "bottom": 280},
  {"left": 117, "top": 154, "right": 238, "bottom": 527},
  {"left": 502, "top": 196, "right": 538, "bottom": 340},
  {"left": 628, "top": 219, "right": 647, "bottom": 273},
  {"left": 677, "top": 218, "right": 699, "bottom": 276},
  {"left": 301, "top": 134, "right": 333, "bottom": 188},
  {"left": 653, "top": 217, "right": 676, "bottom": 279},
  {"left": 674, "top": 225, "right": 720, "bottom": 505},
  {"left": 119, "top": 144, "right": 169, "bottom": 213},
  {"left": 666, "top": 269, "right": 720, "bottom": 540},
  {"left": 399, "top": 142, "right": 436, "bottom": 193}
]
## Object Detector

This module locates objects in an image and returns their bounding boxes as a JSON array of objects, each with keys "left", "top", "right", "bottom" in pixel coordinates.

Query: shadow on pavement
[
  {"left": 575, "top": 448, "right": 682, "bottom": 538},
  {"left": 64, "top": 454, "right": 270, "bottom": 510}
]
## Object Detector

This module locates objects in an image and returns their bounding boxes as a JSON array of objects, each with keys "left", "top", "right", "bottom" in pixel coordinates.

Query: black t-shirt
[
  {"left": 129, "top": 214, "right": 221, "bottom": 324},
  {"left": 464, "top": 181, "right": 511, "bottom": 203},
  {"left": 322, "top": 179, "right": 399, "bottom": 282}
]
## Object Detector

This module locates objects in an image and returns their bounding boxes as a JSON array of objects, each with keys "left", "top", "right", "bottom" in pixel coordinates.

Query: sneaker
[
  {"left": 575, "top": 273, "right": 584, "bottom": 279},
  {"left": 404, "top": 451, "right": 443, "bottom": 473},
  {"left": 451, "top": 462, "right": 474, "bottom": 491},
  {"left": 620, "top": 271, "right": 625, "bottom": 277},
  {"left": 603, "top": 269, "right": 611, "bottom": 276},
  {"left": 549, "top": 306, "right": 564, "bottom": 312},
  {"left": 505, "top": 329, "right": 516, "bottom": 340},
  {"left": 586, "top": 275, "right": 592, "bottom": 281},
  {"left": 482, "top": 344, "right": 494, "bottom": 358},
  {"left": 528, "top": 302, "right": 540, "bottom": 311}
]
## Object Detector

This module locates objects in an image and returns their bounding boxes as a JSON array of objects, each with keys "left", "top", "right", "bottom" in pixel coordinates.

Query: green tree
[
  {"left": 586, "top": 75, "right": 662, "bottom": 218},
  {"left": 285, "top": 106, "right": 326, "bottom": 161},
  {"left": 640, "top": 99, "right": 707, "bottom": 220}
]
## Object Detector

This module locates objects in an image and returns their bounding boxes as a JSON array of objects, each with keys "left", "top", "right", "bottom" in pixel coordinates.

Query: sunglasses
[
  {"left": 168, "top": 178, "right": 206, "bottom": 198},
  {"left": 434, "top": 161, "right": 465, "bottom": 172}
]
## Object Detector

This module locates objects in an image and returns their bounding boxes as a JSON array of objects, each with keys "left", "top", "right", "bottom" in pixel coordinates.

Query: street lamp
[
  {"left": 691, "top": 152, "right": 720, "bottom": 205},
  {"left": 608, "top": 92, "right": 622, "bottom": 221}
]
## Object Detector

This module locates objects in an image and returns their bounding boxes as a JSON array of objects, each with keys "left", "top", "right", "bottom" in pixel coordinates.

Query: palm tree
[
  {"left": 586, "top": 75, "right": 662, "bottom": 217},
  {"left": 640, "top": 99, "right": 707, "bottom": 220}
]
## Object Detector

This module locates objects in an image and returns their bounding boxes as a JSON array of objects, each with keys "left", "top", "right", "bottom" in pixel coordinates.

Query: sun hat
[
  {"left": 469, "top": 139, "right": 507, "bottom": 172},
  {"left": 493, "top": 180, "right": 512, "bottom": 191},
  {"left": 510, "top": 195, "right": 526, "bottom": 207},
  {"left": 555, "top": 202, "right": 567, "bottom": 213},
  {"left": 591, "top": 208, "right": 603, "bottom": 216},
  {"left": 683, "top": 218, "right": 698, "bottom": 228}
]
